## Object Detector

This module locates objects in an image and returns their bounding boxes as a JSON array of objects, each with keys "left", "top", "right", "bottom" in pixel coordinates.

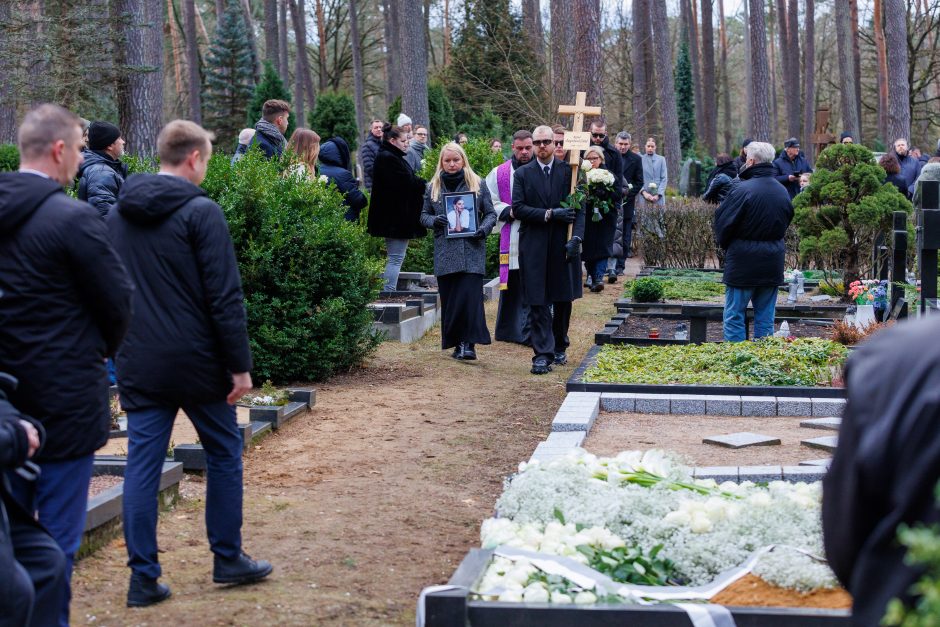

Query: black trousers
[
  {"left": 495, "top": 270, "right": 530, "bottom": 345},
  {"left": 616, "top": 215, "right": 635, "bottom": 272},
  {"left": 528, "top": 301, "right": 572, "bottom": 363},
  {"left": 2, "top": 512, "right": 67, "bottom": 627}
]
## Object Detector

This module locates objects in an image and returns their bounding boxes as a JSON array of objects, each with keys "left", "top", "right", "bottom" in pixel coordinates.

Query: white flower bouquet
[{"left": 573, "top": 163, "right": 618, "bottom": 222}]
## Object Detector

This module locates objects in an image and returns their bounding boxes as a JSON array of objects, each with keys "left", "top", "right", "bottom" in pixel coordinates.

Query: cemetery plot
[
  {"left": 370, "top": 291, "right": 441, "bottom": 343},
  {"left": 600, "top": 312, "right": 834, "bottom": 345}
]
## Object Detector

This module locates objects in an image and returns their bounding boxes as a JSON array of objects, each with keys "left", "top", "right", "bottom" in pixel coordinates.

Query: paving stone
[
  {"left": 799, "top": 458, "right": 833, "bottom": 468},
  {"left": 566, "top": 392, "right": 602, "bottom": 404},
  {"left": 800, "top": 417, "right": 841, "bottom": 431},
  {"left": 668, "top": 394, "right": 706, "bottom": 415},
  {"left": 741, "top": 396, "right": 777, "bottom": 417},
  {"left": 812, "top": 398, "right": 846, "bottom": 417},
  {"left": 802, "top": 435, "right": 838, "bottom": 452},
  {"left": 693, "top": 466, "right": 739, "bottom": 483},
  {"left": 782, "top": 466, "right": 827, "bottom": 483},
  {"left": 551, "top": 408, "right": 595, "bottom": 432},
  {"left": 703, "top": 432, "right": 782, "bottom": 449},
  {"left": 776, "top": 397, "right": 813, "bottom": 417},
  {"left": 544, "top": 431, "right": 585, "bottom": 448},
  {"left": 600, "top": 393, "right": 636, "bottom": 412},
  {"left": 705, "top": 395, "right": 742, "bottom": 416},
  {"left": 738, "top": 465, "right": 783, "bottom": 482},
  {"left": 634, "top": 394, "right": 671, "bottom": 414}
]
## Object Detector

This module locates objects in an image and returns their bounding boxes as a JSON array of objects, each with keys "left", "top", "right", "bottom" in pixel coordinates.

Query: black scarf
[
  {"left": 441, "top": 169, "right": 465, "bottom": 192},
  {"left": 511, "top": 156, "right": 529, "bottom": 170}
]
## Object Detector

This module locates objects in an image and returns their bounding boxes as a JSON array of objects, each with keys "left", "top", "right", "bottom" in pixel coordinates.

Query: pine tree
[
  {"left": 308, "top": 92, "right": 359, "bottom": 151},
  {"left": 248, "top": 61, "right": 294, "bottom": 138},
  {"left": 203, "top": 3, "right": 256, "bottom": 150},
  {"left": 675, "top": 37, "right": 696, "bottom": 156},
  {"left": 427, "top": 81, "right": 456, "bottom": 144}
]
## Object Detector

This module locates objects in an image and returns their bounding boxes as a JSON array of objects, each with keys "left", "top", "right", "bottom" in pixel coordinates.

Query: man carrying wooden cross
[{"left": 511, "top": 125, "right": 585, "bottom": 375}]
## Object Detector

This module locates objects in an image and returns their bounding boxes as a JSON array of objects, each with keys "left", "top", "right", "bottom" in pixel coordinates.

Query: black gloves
[
  {"left": 552, "top": 207, "right": 576, "bottom": 223},
  {"left": 498, "top": 206, "right": 513, "bottom": 222},
  {"left": 565, "top": 236, "right": 582, "bottom": 261},
  {"left": 474, "top": 227, "right": 488, "bottom": 239},
  {"left": 433, "top": 214, "right": 449, "bottom": 228}
]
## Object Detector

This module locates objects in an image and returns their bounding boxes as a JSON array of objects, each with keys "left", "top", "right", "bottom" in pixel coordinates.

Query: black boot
[
  {"left": 213, "top": 552, "right": 273, "bottom": 585},
  {"left": 127, "top": 572, "right": 172, "bottom": 608},
  {"left": 462, "top": 343, "right": 477, "bottom": 360},
  {"left": 451, "top": 345, "right": 463, "bottom": 360}
]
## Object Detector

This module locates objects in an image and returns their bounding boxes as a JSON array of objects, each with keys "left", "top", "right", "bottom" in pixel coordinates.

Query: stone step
[
  {"left": 800, "top": 417, "right": 841, "bottom": 431},
  {"left": 802, "top": 435, "right": 838, "bottom": 453},
  {"left": 703, "top": 432, "right": 781, "bottom": 449}
]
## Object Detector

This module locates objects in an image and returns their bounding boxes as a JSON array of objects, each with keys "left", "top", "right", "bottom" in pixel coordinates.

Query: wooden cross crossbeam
[{"left": 557, "top": 91, "right": 602, "bottom": 239}]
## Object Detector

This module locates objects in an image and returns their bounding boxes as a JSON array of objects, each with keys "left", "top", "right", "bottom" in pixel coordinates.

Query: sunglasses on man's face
[
  {"left": 532, "top": 139, "right": 553, "bottom": 146},
  {"left": 591, "top": 132, "right": 607, "bottom": 139},
  {"left": 554, "top": 140, "right": 564, "bottom": 146}
]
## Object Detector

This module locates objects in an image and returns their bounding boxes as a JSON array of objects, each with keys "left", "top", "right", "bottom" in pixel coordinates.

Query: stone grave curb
[
  {"left": 79, "top": 457, "right": 183, "bottom": 559},
  {"left": 539, "top": 390, "right": 833, "bottom": 483},
  {"left": 173, "top": 388, "right": 315, "bottom": 471},
  {"left": 482, "top": 277, "right": 500, "bottom": 302},
  {"left": 371, "top": 298, "right": 440, "bottom": 343}
]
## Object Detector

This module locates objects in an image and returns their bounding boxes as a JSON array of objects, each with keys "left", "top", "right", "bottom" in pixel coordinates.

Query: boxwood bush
[
  {"left": 0, "top": 143, "right": 19, "bottom": 171},
  {"left": 630, "top": 277, "right": 665, "bottom": 302}
]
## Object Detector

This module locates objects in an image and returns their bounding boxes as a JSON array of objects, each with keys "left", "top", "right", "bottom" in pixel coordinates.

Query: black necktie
[{"left": 543, "top": 165, "right": 550, "bottom": 178}]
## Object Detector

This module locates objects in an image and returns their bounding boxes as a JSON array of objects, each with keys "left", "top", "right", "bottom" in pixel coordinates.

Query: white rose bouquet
[{"left": 577, "top": 159, "right": 618, "bottom": 222}]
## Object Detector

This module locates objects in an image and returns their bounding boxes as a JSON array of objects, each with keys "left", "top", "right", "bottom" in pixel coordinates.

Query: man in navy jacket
[{"left": 772, "top": 137, "right": 813, "bottom": 198}]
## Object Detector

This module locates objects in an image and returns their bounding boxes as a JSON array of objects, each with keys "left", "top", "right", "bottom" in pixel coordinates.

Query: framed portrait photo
[{"left": 443, "top": 192, "right": 477, "bottom": 238}]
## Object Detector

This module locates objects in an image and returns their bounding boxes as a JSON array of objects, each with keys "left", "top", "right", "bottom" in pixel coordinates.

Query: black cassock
[{"left": 823, "top": 316, "right": 940, "bottom": 626}]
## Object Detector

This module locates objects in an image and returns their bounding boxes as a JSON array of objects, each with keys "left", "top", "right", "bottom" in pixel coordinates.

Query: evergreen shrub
[
  {"left": 309, "top": 92, "right": 359, "bottom": 151},
  {"left": 630, "top": 277, "right": 665, "bottom": 303},
  {"left": 0, "top": 144, "right": 19, "bottom": 171}
]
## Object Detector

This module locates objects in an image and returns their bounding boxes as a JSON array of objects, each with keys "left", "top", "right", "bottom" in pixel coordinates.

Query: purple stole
[{"left": 496, "top": 160, "right": 513, "bottom": 290}]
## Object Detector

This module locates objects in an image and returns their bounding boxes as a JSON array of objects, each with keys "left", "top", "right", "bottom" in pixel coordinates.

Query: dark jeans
[
  {"left": 124, "top": 401, "right": 243, "bottom": 580},
  {"left": 8, "top": 453, "right": 95, "bottom": 627},
  {"left": 5, "top": 515, "right": 68, "bottom": 627},
  {"left": 587, "top": 258, "right": 607, "bottom": 284},
  {"left": 528, "top": 301, "right": 572, "bottom": 363},
  {"left": 615, "top": 214, "right": 635, "bottom": 272}
]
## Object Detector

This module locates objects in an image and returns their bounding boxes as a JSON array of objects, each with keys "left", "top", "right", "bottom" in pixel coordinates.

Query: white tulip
[
  {"left": 522, "top": 583, "right": 550, "bottom": 603},
  {"left": 574, "top": 591, "right": 597, "bottom": 604},
  {"left": 551, "top": 592, "right": 574, "bottom": 604},
  {"left": 498, "top": 589, "right": 523, "bottom": 602}
]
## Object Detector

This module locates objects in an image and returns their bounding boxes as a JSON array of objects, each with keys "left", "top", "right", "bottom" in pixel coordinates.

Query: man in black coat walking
[
  {"left": 109, "top": 120, "right": 271, "bottom": 607},
  {"left": 714, "top": 141, "right": 793, "bottom": 342},
  {"left": 360, "top": 118, "right": 384, "bottom": 192},
  {"left": 512, "top": 125, "right": 586, "bottom": 374},
  {"left": 611, "top": 131, "right": 644, "bottom": 278},
  {"left": 76, "top": 120, "right": 128, "bottom": 217},
  {"left": 0, "top": 104, "right": 134, "bottom": 627},
  {"left": 823, "top": 316, "right": 940, "bottom": 626}
]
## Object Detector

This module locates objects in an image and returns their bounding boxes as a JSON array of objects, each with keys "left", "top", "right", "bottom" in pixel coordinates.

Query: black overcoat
[
  {"left": 621, "top": 150, "right": 644, "bottom": 221},
  {"left": 511, "top": 159, "right": 585, "bottom": 305},
  {"left": 581, "top": 163, "right": 619, "bottom": 261},
  {"left": 366, "top": 141, "right": 427, "bottom": 240}
]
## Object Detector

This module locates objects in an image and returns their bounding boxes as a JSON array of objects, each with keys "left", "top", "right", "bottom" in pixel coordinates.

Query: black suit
[
  {"left": 617, "top": 150, "right": 644, "bottom": 267},
  {"left": 512, "top": 158, "right": 585, "bottom": 363}
]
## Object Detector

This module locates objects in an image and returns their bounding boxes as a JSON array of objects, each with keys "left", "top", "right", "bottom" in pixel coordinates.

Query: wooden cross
[{"left": 558, "top": 91, "right": 602, "bottom": 239}]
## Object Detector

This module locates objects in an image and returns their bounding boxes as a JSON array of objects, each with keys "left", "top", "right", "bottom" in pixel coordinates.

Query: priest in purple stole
[{"left": 484, "top": 130, "right": 535, "bottom": 345}]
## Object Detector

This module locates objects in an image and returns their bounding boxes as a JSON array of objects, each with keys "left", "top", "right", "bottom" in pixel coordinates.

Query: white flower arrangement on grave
[{"left": 471, "top": 449, "right": 838, "bottom": 605}]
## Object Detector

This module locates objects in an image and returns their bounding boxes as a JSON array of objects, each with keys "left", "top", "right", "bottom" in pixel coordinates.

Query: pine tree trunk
[
  {"left": 0, "top": 0, "right": 17, "bottom": 143},
  {"left": 884, "top": 0, "right": 910, "bottom": 142},
  {"left": 442, "top": 0, "right": 450, "bottom": 67},
  {"left": 718, "top": 0, "right": 731, "bottom": 152},
  {"left": 573, "top": 0, "right": 602, "bottom": 107},
  {"left": 398, "top": 0, "right": 428, "bottom": 126},
  {"left": 873, "top": 0, "right": 889, "bottom": 143},
  {"left": 743, "top": 0, "right": 752, "bottom": 126},
  {"left": 277, "top": 0, "right": 289, "bottom": 80},
  {"left": 642, "top": 0, "right": 659, "bottom": 138},
  {"left": 116, "top": 0, "right": 165, "bottom": 156},
  {"left": 768, "top": 0, "right": 778, "bottom": 137},
  {"left": 700, "top": 0, "right": 717, "bottom": 155},
  {"left": 314, "top": 0, "right": 328, "bottom": 92},
  {"left": 774, "top": 0, "right": 791, "bottom": 136},
  {"left": 632, "top": 0, "right": 650, "bottom": 144},
  {"left": 550, "top": 0, "right": 574, "bottom": 105},
  {"left": 167, "top": 0, "right": 185, "bottom": 100},
  {"left": 747, "top": 0, "right": 772, "bottom": 141},
  {"left": 650, "top": 0, "right": 681, "bottom": 183},
  {"left": 849, "top": 0, "right": 861, "bottom": 133},
  {"left": 834, "top": 0, "right": 860, "bottom": 139},
  {"left": 239, "top": 0, "right": 261, "bottom": 81},
  {"left": 684, "top": 0, "right": 705, "bottom": 148},
  {"left": 802, "top": 0, "right": 815, "bottom": 163},
  {"left": 786, "top": 0, "right": 800, "bottom": 140},
  {"left": 288, "top": 0, "right": 315, "bottom": 123},
  {"left": 348, "top": 0, "right": 365, "bottom": 133},
  {"left": 264, "top": 0, "right": 279, "bottom": 67},
  {"left": 182, "top": 0, "right": 202, "bottom": 123},
  {"left": 383, "top": 0, "right": 401, "bottom": 107},
  {"left": 522, "top": 0, "right": 545, "bottom": 69}
]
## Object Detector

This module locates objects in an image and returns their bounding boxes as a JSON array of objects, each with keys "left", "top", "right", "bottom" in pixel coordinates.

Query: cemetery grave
[{"left": 371, "top": 272, "right": 442, "bottom": 343}]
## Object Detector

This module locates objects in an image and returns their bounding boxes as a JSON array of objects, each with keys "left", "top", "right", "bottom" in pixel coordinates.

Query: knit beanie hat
[
  {"left": 87, "top": 121, "right": 122, "bottom": 151},
  {"left": 397, "top": 113, "right": 412, "bottom": 127}
]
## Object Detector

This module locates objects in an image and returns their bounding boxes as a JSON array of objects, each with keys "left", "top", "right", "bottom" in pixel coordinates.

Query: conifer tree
[
  {"left": 675, "top": 37, "right": 696, "bottom": 156},
  {"left": 203, "top": 3, "right": 256, "bottom": 150},
  {"left": 309, "top": 92, "right": 359, "bottom": 151},
  {"left": 427, "top": 81, "right": 456, "bottom": 144},
  {"left": 248, "top": 61, "right": 294, "bottom": 138}
]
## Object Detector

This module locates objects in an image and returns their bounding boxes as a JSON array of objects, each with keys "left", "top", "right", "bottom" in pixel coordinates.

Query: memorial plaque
[{"left": 562, "top": 131, "right": 590, "bottom": 151}]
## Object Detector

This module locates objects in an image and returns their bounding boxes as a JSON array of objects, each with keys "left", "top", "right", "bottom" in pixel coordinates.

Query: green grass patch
[
  {"left": 585, "top": 338, "right": 847, "bottom": 387},
  {"left": 650, "top": 268, "right": 723, "bottom": 281},
  {"left": 625, "top": 277, "right": 726, "bottom": 302}
]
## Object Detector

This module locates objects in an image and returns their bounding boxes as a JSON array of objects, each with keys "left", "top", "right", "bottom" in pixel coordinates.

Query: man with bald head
[{"left": 512, "top": 125, "right": 585, "bottom": 374}]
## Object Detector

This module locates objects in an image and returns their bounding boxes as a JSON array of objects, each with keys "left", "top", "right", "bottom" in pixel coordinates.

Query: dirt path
[{"left": 71, "top": 263, "right": 638, "bottom": 626}]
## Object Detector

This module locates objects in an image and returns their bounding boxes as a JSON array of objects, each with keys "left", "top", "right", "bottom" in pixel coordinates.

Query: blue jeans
[
  {"left": 383, "top": 238, "right": 409, "bottom": 291},
  {"left": 8, "top": 453, "right": 95, "bottom": 627},
  {"left": 123, "top": 401, "right": 243, "bottom": 580},
  {"left": 723, "top": 285, "right": 778, "bottom": 342}
]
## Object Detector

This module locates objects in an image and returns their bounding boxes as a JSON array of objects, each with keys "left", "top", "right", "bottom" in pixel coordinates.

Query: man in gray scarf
[{"left": 251, "top": 99, "right": 290, "bottom": 160}]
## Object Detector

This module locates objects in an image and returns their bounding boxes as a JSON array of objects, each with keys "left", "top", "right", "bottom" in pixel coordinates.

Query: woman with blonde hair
[
  {"left": 419, "top": 142, "right": 497, "bottom": 360},
  {"left": 286, "top": 128, "right": 321, "bottom": 178}
]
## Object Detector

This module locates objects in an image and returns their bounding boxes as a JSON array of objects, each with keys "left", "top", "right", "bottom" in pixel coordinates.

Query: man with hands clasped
[{"left": 511, "top": 125, "right": 585, "bottom": 375}]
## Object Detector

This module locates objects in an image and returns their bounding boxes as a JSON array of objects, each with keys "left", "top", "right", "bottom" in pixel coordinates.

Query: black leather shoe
[
  {"left": 553, "top": 352, "right": 568, "bottom": 366},
  {"left": 590, "top": 282, "right": 604, "bottom": 293},
  {"left": 213, "top": 552, "right": 273, "bottom": 585},
  {"left": 462, "top": 343, "right": 477, "bottom": 360},
  {"left": 451, "top": 345, "right": 462, "bottom": 360},
  {"left": 530, "top": 358, "right": 552, "bottom": 375},
  {"left": 127, "top": 573, "right": 171, "bottom": 608},
  {"left": 607, "top": 271, "right": 618, "bottom": 284}
]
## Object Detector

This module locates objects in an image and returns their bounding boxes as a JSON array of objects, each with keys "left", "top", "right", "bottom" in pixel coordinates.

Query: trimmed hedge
[{"left": 0, "top": 144, "right": 19, "bottom": 171}]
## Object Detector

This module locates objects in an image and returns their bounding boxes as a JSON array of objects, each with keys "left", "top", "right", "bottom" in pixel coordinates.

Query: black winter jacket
[
  {"left": 703, "top": 161, "right": 739, "bottom": 204},
  {"left": 108, "top": 174, "right": 252, "bottom": 410},
  {"left": 714, "top": 162, "right": 794, "bottom": 287},
  {"left": 366, "top": 141, "right": 427, "bottom": 240},
  {"left": 772, "top": 151, "right": 813, "bottom": 198},
  {"left": 319, "top": 138, "right": 368, "bottom": 221},
  {"left": 251, "top": 120, "right": 286, "bottom": 160},
  {"left": 77, "top": 149, "right": 128, "bottom": 218},
  {"left": 360, "top": 134, "right": 382, "bottom": 192},
  {"left": 0, "top": 172, "right": 134, "bottom": 460}
]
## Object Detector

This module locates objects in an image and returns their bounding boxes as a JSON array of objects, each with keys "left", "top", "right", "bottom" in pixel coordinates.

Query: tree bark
[
  {"left": 632, "top": 0, "right": 650, "bottom": 144},
  {"left": 573, "top": 0, "right": 602, "bottom": 107},
  {"left": 349, "top": 0, "right": 365, "bottom": 133},
  {"left": 786, "top": 0, "right": 800, "bottom": 140},
  {"left": 550, "top": 0, "right": 575, "bottom": 105},
  {"left": 767, "top": 0, "right": 778, "bottom": 136},
  {"left": 522, "top": 0, "right": 545, "bottom": 69},
  {"left": 382, "top": 0, "right": 401, "bottom": 107},
  {"left": 182, "top": 0, "right": 202, "bottom": 123},
  {"left": 650, "top": 0, "right": 681, "bottom": 183},
  {"left": 684, "top": 0, "right": 705, "bottom": 148},
  {"left": 240, "top": 0, "right": 261, "bottom": 81},
  {"left": 802, "top": 0, "right": 815, "bottom": 163},
  {"left": 167, "top": 0, "right": 185, "bottom": 101},
  {"left": 849, "top": 0, "right": 861, "bottom": 134},
  {"left": 264, "top": 0, "right": 279, "bottom": 67},
  {"left": 747, "top": 0, "right": 772, "bottom": 141},
  {"left": 884, "top": 0, "right": 910, "bottom": 142},
  {"left": 288, "top": 0, "right": 315, "bottom": 123},
  {"left": 314, "top": 0, "right": 328, "bottom": 92},
  {"left": 442, "top": 0, "right": 450, "bottom": 67},
  {"left": 775, "top": 0, "right": 793, "bottom": 138},
  {"left": 873, "top": 0, "right": 889, "bottom": 143},
  {"left": 834, "top": 0, "right": 860, "bottom": 140},
  {"left": 0, "top": 1, "right": 17, "bottom": 142},
  {"left": 277, "top": 0, "right": 289, "bottom": 80},
  {"left": 718, "top": 0, "right": 731, "bottom": 152},
  {"left": 642, "top": 0, "right": 659, "bottom": 137},
  {"left": 116, "top": 0, "right": 165, "bottom": 156},
  {"left": 700, "top": 0, "right": 717, "bottom": 155},
  {"left": 398, "top": 0, "right": 428, "bottom": 126}
]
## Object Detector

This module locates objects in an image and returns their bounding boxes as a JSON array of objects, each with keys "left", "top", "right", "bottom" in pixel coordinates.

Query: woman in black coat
[
  {"left": 703, "top": 153, "right": 738, "bottom": 204},
  {"left": 366, "top": 124, "right": 427, "bottom": 291},
  {"left": 580, "top": 147, "right": 619, "bottom": 293}
]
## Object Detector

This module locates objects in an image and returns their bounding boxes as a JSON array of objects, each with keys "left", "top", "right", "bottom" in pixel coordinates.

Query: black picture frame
[{"left": 443, "top": 191, "right": 477, "bottom": 238}]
